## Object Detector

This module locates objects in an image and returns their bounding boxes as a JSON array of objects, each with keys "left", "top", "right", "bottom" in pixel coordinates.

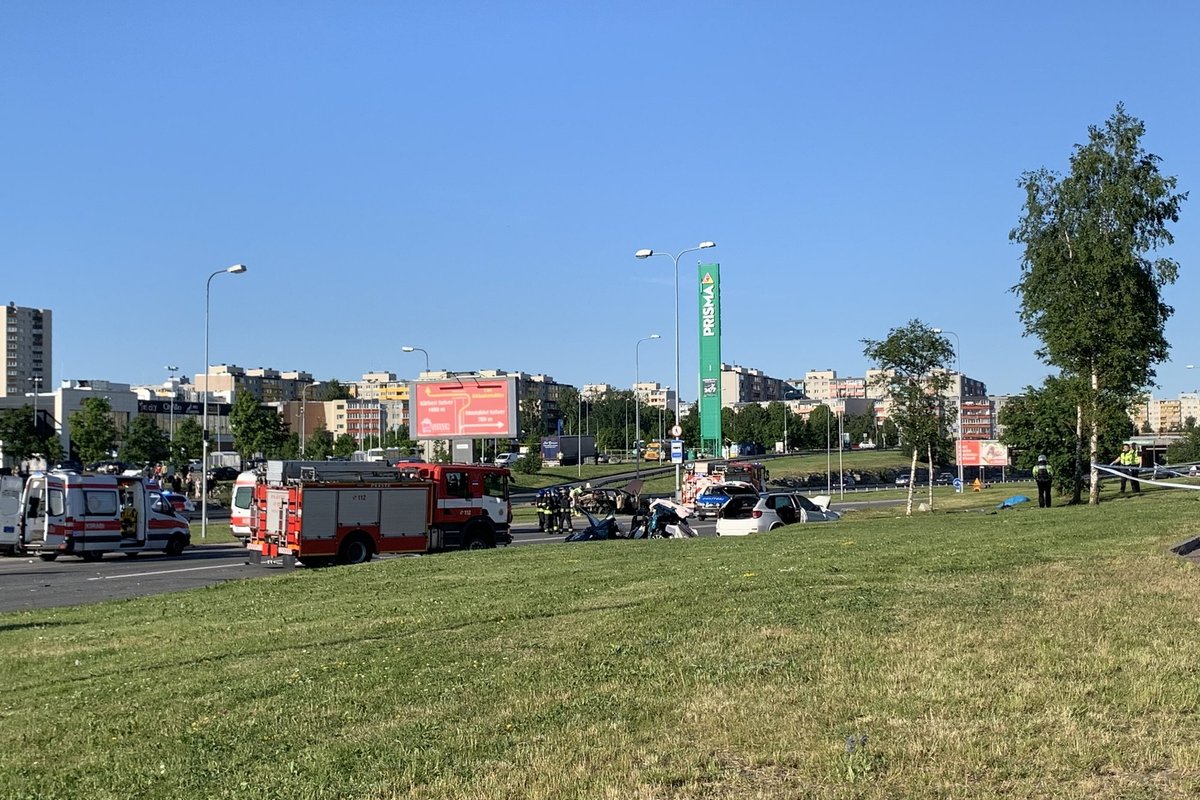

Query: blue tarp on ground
[{"left": 997, "top": 495, "right": 1031, "bottom": 509}]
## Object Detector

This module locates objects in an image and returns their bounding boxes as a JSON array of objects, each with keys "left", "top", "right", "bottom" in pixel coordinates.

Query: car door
[{"left": 769, "top": 494, "right": 797, "bottom": 525}]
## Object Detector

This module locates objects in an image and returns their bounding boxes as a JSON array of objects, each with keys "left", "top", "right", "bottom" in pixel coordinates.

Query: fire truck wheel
[
  {"left": 39, "top": 553, "right": 58, "bottom": 562},
  {"left": 337, "top": 534, "right": 373, "bottom": 565},
  {"left": 462, "top": 525, "right": 492, "bottom": 550},
  {"left": 164, "top": 535, "right": 187, "bottom": 557}
]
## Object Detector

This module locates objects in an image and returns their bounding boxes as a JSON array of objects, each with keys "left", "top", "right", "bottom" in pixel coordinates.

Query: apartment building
[{"left": 2, "top": 302, "right": 52, "bottom": 397}]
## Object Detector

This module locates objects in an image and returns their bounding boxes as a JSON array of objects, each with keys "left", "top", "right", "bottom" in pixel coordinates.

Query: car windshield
[{"left": 793, "top": 495, "right": 820, "bottom": 512}]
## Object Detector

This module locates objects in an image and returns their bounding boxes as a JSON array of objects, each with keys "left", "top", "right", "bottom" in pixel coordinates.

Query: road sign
[
  {"left": 670, "top": 439, "right": 684, "bottom": 463},
  {"left": 952, "top": 478, "right": 963, "bottom": 493},
  {"left": 670, "top": 425, "right": 683, "bottom": 437},
  {"left": 413, "top": 378, "right": 517, "bottom": 439}
]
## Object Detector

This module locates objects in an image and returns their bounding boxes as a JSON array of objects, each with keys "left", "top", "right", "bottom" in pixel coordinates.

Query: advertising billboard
[
  {"left": 957, "top": 440, "right": 1009, "bottom": 467},
  {"left": 697, "top": 263, "right": 722, "bottom": 457},
  {"left": 412, "top": 378, "right": 517, "bottom": 440}
]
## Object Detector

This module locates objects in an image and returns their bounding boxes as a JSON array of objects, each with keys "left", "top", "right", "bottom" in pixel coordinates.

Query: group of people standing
[{"left": 1034, "top": 442, "right": 1145, "bottom": 509}]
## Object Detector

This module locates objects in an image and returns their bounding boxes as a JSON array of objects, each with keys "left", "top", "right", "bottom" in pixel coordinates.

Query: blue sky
[{"left": 4, "top": 1, "right": 1199, "bottom": 401}]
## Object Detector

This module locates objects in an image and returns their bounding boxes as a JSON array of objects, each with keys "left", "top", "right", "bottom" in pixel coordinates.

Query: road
[{"left": 0, "top": 497, "right": 905, "bottom": 613}]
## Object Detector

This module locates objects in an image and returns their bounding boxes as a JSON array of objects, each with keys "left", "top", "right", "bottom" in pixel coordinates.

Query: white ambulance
[
  {"left": 19, "top": 471, "right": 192, "bottom": 561},
  {"left": 228, "top": 470, "right": 258, "bottom": 545},
  {"left": 1, "top": 475, "right": 23, "bottom": 554}
]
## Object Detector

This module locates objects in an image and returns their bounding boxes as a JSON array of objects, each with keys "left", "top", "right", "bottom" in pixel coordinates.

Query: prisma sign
[{"left": 412, "top": 378, "right": 517, "bottom": 439}]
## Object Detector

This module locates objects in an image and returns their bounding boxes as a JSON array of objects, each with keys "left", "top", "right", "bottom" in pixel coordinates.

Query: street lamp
[
  {"left": 933, "top": 327, "right": 963, "bottom": 486},
  {"left": 635, "top": 241, "right": 716, "bottom": 499},
  {"left": 402, "top": 346, "right": 430, "bottom": 375},
  {"left": 634, "top": 334, "right": 661, "bottom": 478},
  {"left": 165, "top": 365, "right": 179, "bottom": 446},
  {"left": 202, "top": 263, "right": 248, "bottom": 541},
  {"left": 28, "top": 375, "right": 43, "bottom": 451}
]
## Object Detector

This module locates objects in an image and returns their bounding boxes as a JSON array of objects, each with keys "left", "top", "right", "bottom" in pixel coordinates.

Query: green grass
[{"left": 4, "top": 488, "right": 1200, "bottom": 798}]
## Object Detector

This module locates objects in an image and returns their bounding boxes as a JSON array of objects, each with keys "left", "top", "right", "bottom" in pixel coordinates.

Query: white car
[{"left": 715, "top": 492, "right": 841, "bottom": 536}]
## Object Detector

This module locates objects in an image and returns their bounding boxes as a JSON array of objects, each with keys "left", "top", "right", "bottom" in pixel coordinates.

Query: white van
[
  {"left": 229, "top": 470, "right": 259, "bottom": 545},
  {"left": 1, "top": 475, "right": 24, "bottom": 554},
  {"left": 494, "top": 452, "right": 521, "bottom": 468}
]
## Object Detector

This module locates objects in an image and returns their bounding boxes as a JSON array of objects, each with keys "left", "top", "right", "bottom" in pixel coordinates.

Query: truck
[
  {"left": 641, "top": 440, "right": 668, "bottom": 462},
  {"left": 540, "top": 435, "right": 596, "bottom": 466},
  {"left": 16, "top": 470, "right": 191, "bottom": 561},
  {"left": 246, "top": 460, "right": 512, "bottom": 567}
]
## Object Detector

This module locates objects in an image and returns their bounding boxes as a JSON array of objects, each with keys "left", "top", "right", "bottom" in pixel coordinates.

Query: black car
[{"left": 206, "top": 466, "right": 241, "bottom": 482}]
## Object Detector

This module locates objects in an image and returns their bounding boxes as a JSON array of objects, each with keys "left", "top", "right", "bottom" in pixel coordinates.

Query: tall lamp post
[
  {"left": 635, "top": 241, "right": 716, "bottom": 499},
  {"left": 933, "top": 327, "right": 963, "bottom": 486},
  {"left": 402, "top": 345, "right": 430, "bottom": 375},
  {"left": 634, "top": 334, "right": 661, "bottom": 478},
  {"left": 28, "top": 375, "right": 43, "bottom": 452},
  {"left": 165, "top": 365, "right": 179, "bottom": 446},
  {"left": 201, "top": 264, "right": 248, "bottom": 541}
]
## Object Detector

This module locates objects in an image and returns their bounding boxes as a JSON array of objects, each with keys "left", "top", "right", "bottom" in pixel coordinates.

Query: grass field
[{"left": 4, "top": 486, "right": 1200, "bottom": 798}]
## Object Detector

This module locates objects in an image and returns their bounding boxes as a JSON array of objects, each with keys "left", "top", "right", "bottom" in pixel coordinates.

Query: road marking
[{"left": 87, "top": 563, "right": 246, "bottom": 581}]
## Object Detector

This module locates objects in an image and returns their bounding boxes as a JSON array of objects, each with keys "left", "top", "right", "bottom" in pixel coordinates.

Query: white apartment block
[{"left": 633, "top": 382, "right": 675, "bottom": 410}]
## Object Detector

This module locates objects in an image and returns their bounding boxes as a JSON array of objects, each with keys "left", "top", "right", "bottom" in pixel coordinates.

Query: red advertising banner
[
  {"left": 413, "top": 379, "right": 516, "bottom": 439},
  {"left": 956, "top": 440, "right": 1010, "bottom": 467}
]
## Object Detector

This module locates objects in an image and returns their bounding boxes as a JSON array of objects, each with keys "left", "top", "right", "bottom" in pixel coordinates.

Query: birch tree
[{"left": 1010, "top": 104, "right": 1185, "bottom": 504}]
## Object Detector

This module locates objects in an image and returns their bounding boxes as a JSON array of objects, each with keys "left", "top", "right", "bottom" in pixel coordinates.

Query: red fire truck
[{"left": 247, "top": 461, "right": 512, "bottom": 566}]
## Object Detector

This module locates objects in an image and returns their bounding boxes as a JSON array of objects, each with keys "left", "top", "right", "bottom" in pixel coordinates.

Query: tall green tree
[
  {"left": 1011, "top": 104, "right": 1186, "bottom": 504},
  {"left": 304, "top": 424, "right": 335, "bottom": 460},
  {"left": 71, "top": 397, "right": 119, "bottom": 465},
  {"left": 0, "top": 406, "right": 38, "bottom": 461},
  {"left": 171, "top": 416, "right": 203, "bottom": 467},
  {"left": 228, "top": 391, "right": 287, "bottom": 460},
  {"left": 119, "top": 415, "right": 170, "bottom": 466},
  {"left": 863, "top": 320, "right": 956, "bottom": 514},
  {"left": 317, "top": 380, "right": 352, "bottom": 401},
  {"left": 333, "top": 433, "right": 358, "bottom": 459}
]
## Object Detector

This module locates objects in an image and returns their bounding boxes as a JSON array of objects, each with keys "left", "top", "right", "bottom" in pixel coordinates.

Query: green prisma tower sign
[{"left": 698, "top": 263, "right": 722, "bottom": 457}]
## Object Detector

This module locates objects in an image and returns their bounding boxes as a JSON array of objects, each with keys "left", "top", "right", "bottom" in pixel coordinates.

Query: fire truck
[
  {"left": 16, "top": 471, "right": 191, "bottom": 561},
  {"left": 247, "top": 461, "right": 512, "bottom": 567},
  {"left": 681, "top": 460, "right": 770, "bottom": 506}
]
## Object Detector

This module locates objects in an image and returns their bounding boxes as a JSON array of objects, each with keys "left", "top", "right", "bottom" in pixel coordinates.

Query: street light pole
[
  {"left": 202, "top": 264, "right": 248, "bottom": 541},
  {"left": 634, "top": 334, "right": 661, "bottom": 479},
  {"left": 28, "top": 375, "right": 43, "bottom": 452},
  {"left": 402, "top": 346, "right": 430, "bottom": 375},
  {"left": 165, "top": 365, "right": 179, "bottom": 447},
  {"left": 934, "top": 327, "right": 963, "bottom": 486},
  {"left": 635, "top": 242, "right": 716, "bottom": 499}
]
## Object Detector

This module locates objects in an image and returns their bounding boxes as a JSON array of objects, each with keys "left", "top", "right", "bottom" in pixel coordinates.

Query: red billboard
[
  {"left": 956, "top": 440, "right": 1009, "bottom": 467},
  {"left": 412, "top": 378, "right": 517, "bottom": 439}
]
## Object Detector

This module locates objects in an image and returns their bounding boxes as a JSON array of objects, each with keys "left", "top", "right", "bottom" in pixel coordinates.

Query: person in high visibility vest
[
  {"left": 1112, "top": 444, "right": 1141, "bottom": 494},
  {"left": 1034, "top": 454, "right": 1053, "bottom": 508}
]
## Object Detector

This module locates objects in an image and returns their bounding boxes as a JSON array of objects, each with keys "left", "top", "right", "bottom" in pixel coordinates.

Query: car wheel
[
  {"left": 768, "top": 523, "right": 783, "bottom": 531},
  {"left": 81, "top": 551, "right": 104, "bottom": 562},
  {"left": 164, "top": 535, "right": 186, "bottom": 557},
  {"left": 38, "top": 553, "right": 58, "bottom": 562}
]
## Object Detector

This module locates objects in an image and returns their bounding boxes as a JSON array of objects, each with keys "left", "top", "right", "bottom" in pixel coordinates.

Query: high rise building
[{"left": 2, "top": 302, "right": 52, "bottom": 397}]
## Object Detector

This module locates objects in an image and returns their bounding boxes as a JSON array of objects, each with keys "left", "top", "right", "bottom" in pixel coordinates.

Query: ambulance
[
  {"left": 1, "top": 475, "right": 23, "bottom": 554},
  {"left": 19, "top": 470, "right": 192, "bottom": 561}
]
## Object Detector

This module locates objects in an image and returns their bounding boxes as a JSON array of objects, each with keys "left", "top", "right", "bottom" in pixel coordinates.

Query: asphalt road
[{"left": 0, "top": 497, "right": 907, "bottom": 613}]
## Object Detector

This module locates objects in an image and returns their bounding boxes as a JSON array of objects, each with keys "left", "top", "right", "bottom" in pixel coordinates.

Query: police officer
[
  {"left": 1034, "top": 454, "right": 1053, "bottom": 508},
  {"left": 1113, "top": 443, "right": 1140, "bottom": 494}
]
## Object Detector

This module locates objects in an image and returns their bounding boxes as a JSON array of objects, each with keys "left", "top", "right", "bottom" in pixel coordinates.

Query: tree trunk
[
  {"left": 927, "top": 443, "right": 935, "bottom": 510},
  {"left": 905, "top": 447, "right": 917, "bottom": 516},
  {"left": 1088, "top": 368, "right": 1101, "bottom": 505},
  {"left": 1072, "top": 402, "right": 1084, "bottom": 504}
]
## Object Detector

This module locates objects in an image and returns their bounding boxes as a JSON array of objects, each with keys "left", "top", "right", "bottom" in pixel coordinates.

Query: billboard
[
  {"left": 957, "top": 440, "right": 1009, "bottom": 467},
  {"left": 697, "top": 263, "right": 722, "bottom": 457},
  {"left": 412, "top": 378, "right": 517, "bottom": 440}
]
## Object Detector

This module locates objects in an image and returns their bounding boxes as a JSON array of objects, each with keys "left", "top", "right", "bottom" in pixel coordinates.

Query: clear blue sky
[{"left": 4, "top": 1, "right": 1199, "bottom": 401}]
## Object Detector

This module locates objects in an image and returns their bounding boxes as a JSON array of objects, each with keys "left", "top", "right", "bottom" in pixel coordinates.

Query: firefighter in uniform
[{"left": 535, "top": 489, "right": 551, "bottom": 532}]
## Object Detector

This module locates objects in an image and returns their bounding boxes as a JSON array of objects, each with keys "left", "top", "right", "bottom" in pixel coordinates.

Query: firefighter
[
  {"left": 557, "top": 487, "right": 574, "bottom": 532},
  {"left": 535, "top": 489, "right": 551, "bottom": 532},
  {"left": 544, "top": 489, "right": 562, "bottom": 533}
]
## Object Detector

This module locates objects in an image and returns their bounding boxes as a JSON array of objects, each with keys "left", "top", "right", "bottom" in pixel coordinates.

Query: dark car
[
  {"left": 693, "top": 481, "right": 760, "bottom": 520},
  {"left": 206, "top": 466, "right": 240, "bottom": 483}
]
